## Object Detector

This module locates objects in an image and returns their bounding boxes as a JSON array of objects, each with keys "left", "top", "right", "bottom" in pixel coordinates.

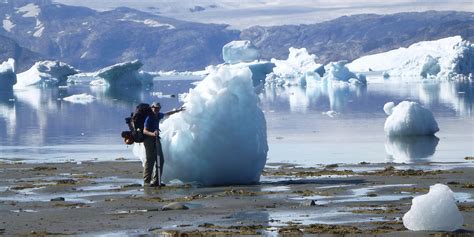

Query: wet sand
[{"left": 0, "top": 160, "right": 473, "bottom": 236}]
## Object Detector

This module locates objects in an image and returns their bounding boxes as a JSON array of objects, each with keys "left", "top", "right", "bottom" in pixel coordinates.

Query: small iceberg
[
  {"left": 94, "top": 60, "right": 153, "bottom": 88},
  {"left": 403, "top": 183, "right": 464, "bottom": 231},
  {"left": 223, "top": 40, "right": 260, "bottom": 64},
  {"left": 63, "top": 93, "right": 95, "bottom": 104},
  {"left": 0, "top": 58, "right": 16, "bottom": 90},
  {"left": 268, "top": 47, "right": 324, "bottom": 86},
  {"left": 384, "top": 101, "right": 439, "bottom": 136},
  {"left": 323, "top": 60, "right": 366, "bottom": 85},
  {"left": 15, "top": 60, "right": 78, "bottom": 88}
]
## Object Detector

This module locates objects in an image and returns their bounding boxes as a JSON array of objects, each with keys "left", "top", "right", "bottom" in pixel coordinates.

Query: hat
[{"left": 151, "top": 102, "right": 161, "bottom": 108}]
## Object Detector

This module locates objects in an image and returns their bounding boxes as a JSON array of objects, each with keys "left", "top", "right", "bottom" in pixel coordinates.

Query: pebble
[{"left": 162, "top": 202, "right": 189, "bottom": 211}]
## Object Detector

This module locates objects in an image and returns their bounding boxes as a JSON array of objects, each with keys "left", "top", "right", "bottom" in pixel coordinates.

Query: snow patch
[
  {"left": 119, "top": 19, "right": 175, "bottom": 29},
  {"left": 403, "top": 184, "right": 463, "bottom": 231},
  {"left": 33, "top": 25, "right": 44, "bottom": 37},
  {"left": 158, "top": 65, "right": 268, "bottom": 186},
  {"left": 2, "top": 15, "right": 15, "bottom": 32},
  {"left": 16, "top": 4, "right": 41, "bottom": 18},
  {"left": 384, "top": 101, "right": 439, "bottom": 136}
]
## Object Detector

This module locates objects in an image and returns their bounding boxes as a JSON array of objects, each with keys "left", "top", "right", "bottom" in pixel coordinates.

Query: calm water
[{"left": 0, "top": 76, "right": 473, "bottom": 165}]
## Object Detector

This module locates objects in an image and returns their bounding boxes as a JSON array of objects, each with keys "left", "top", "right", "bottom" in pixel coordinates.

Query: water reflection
[
  {"left": 261, "top": 82, "right": 367, "bottom": 113},
  {"left": 385, "top": 136, "right": 439, "bottom": 163},
  {"left": 419, "top": 81, "right": 473, "bottom": 116}
]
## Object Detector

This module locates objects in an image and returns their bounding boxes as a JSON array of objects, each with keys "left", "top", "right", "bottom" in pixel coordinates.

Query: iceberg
[
  {"left": 403, "top": 184, "right": 464, "bottom": 231},
  {"left": 323, "top": 60, "right": 366, "bottom": 84},
  {"left": 62, "top": 93, "right": 95, "bottom": 104},
  {"left": 384, "top": 101, "right": 439, "bottom": 136},
  {"left": 94, "top": 60, "right": 153, "bottom": 88},
  {"left": 222, "top": 40, "right": 260, "bottom": 64},
  {"left": 272, "top": 47, "right": 323, "bottom": 78},
  {"left": 229, "top": 61, "right": 275, "bottom": 86},
  {"left": 268, "top": 47, "right": 324, "bottom": 86},
  {"left": 0, "top": 58, "right": 16, "bottom": 90},
  {"left": 158, "top": 65, "right": 268, "bottom": 186},
  {"left": 348, "top": 36, "right": 474, "bottom": 79},
  {"left": 15, "top": 60, "right": 78, "bottom": 88}
]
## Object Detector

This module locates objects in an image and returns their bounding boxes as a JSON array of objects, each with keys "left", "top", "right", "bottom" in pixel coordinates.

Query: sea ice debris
[{"left": 403, "top": 183, "right": 463, "bottom": 231}]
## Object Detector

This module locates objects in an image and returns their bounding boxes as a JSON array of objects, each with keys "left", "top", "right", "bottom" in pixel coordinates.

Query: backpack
[{"left": 122, "top": 103, "right": 152, "bottom": 144}]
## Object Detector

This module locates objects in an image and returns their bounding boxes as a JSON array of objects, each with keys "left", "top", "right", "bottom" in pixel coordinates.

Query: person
[{"left": 143, "top": 102, "right": 185, "bottom": 187}]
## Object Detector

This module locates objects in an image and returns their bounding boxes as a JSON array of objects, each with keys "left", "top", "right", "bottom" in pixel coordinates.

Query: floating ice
[
  {"left": 159, "top": 65, "right": 268, "bottom": 186},
  {"left": 15, "top": 60, "right": 78, "bottom": 88},
  {"left": 384, "top": 101, "right": 439, "bottom": 136},
  {"left": 222, "top": 40, "right": 260, "bottom": 64},
  {"left": 348, "top": 36, "right": 474, "bottom": 79},
  {"left": 94, "top": 60, "right": 153, "bottom": 88},
  {"left": 323, "top": 61, "right": 366, "bottom": 84},
  {"left": 403, "top": 184, "right": 464, "bottom": 231},
  {"left": 0, "top": 58, "right": 16, "bottom": 90},
  {"left": 272, "top": 47, "right": 323, "bottom": 78},
  {"left": 230, "top": 61, "right": 275, "bottom": 86},
  {"left": 62, "top": 93, "right": 95, "bottom": 104}
]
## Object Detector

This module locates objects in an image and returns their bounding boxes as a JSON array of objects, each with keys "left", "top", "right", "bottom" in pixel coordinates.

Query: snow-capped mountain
[{"left": 0, "top": 0, "right": 472, "bottom": 72}]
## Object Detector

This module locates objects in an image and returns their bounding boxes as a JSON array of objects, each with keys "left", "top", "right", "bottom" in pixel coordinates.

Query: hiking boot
[{"left": 150, "top": 182, "right": 160, "bottom": 187}]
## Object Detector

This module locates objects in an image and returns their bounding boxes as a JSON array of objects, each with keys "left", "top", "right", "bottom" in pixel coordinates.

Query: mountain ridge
[{"left": 0, "top": 1, "right": 472, "bottom": 72}]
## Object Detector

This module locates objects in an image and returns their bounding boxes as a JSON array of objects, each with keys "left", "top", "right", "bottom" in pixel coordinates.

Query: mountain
[
  {"left": 241, "top": 11, "right": 474, "bottom": 64},
  {"left": 0, "top": 1, "right": 239, "bottom": 72},
  {"left": 0, "top": 35, "right": 43, "bottom": 72},
  {"left": 0, "top": 1, "right": 472, "bottom": 72}
]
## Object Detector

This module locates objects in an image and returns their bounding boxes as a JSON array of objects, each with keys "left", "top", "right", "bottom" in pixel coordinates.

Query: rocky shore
[{"left": 0, "top": 160, "right": 473, "bottom": 236}]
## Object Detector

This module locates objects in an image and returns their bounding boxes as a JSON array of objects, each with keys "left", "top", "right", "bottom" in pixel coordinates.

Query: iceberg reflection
[{"left": 385, "top": 135, "right": 439, "bottom": 163}]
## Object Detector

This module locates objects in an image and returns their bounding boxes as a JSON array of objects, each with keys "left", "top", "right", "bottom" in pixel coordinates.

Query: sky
[{"left": 53, "top": 0, "right": 474, "bottom": 29}]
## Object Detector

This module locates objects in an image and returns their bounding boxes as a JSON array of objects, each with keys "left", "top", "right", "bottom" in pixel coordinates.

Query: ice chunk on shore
[
  {"left": 403, "top": 184, "right": 463, "bottom": 231},
  {"left": 223, "top": 40, "right": 260, "bottom": 64},
  {"left": 323, "top": 61, "right": 366, "bottom": 84},
  {"left": 0, "top": 58, "right": 16, "bottom": 90},
  {"left": 15, "top": 60, "right": 78, "bottom": 88},
  {"left": 348, "top": 36, "right": 473, "bottom": 79},
  {"left": 94, "top": 60, "right": 153, "bottom": 88},
  {"left": 63, "top": 93, "right": 95, "bottom": 104},
  {"left": 384, "top": 101, "right": 439, "bottom": 136},
  {"left": 159, "top": 65, "right": 268, "bottom": 186}
]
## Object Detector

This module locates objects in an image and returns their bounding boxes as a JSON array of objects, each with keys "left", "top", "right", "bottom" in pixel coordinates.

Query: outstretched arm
[{"left": 164, "top": 106, "right": 186, "bottom": 116}]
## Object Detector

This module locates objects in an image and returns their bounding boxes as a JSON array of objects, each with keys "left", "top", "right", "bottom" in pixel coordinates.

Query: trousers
[{"left": 143, "top": 135, "right": 164, "bottom": 184}]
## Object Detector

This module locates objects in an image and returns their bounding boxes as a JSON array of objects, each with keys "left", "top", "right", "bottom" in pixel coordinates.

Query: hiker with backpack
[{"left": 143, "top": 102, "right": 185, "bottom": 187}]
